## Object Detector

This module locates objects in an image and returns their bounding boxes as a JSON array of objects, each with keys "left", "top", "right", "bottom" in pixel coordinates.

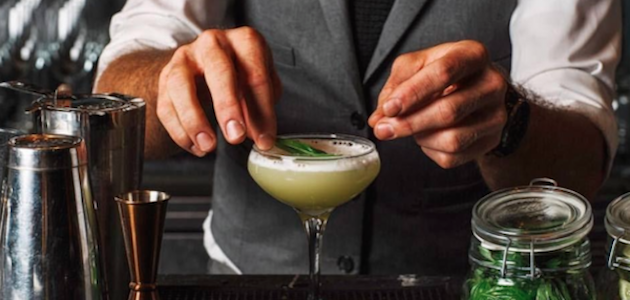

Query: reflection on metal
[
  {"left": 128, "top": 290, "right": 160, "bottom": 300},
  {"left": 116, "top": 191, "right": 170, "bottom": 300},
  {"left": 397, "top": 274, "right": 421, "bottom": 287},
  {"left": 0, "top": 0, "right": 126, "bottom": 130},
  {"left": 0, "top": 134, "right": 101, "bottom": 299},
  {"left": 27, "top": 90, "right": 146, "bottom": 300}
]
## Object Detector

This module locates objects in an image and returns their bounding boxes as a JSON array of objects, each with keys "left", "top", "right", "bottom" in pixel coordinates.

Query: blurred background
[
  {"left": 0, "top": 0, "right": 628, "bottom": 274},
  {"left": 0, "top": 0, "right": 123, "bottom": 128}
]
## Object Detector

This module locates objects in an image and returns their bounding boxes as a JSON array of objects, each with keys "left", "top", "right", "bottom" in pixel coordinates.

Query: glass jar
[
  {"left": 462, "top": 178, "right": 595, "bottom": 300},
  {"left": 598, "top": 192, "right": 630, "bottom": 299}
]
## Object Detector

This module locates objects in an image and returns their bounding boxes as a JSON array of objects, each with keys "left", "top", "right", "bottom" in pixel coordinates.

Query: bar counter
[{"left": 156, "top": 274, "right": 459, "bottom": 299}]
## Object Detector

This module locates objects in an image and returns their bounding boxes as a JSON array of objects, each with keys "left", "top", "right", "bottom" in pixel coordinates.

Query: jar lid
[
  {"left": 472, "top": 178, "right": 593, "bottom": 253},
  {"left": 605, "top": 192, "right": 630, "bottom": 243}
]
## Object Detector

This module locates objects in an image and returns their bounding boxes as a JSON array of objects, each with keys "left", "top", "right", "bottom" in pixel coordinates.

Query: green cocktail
[{"left": 248, "top": 134, "right": 380, "bottom": 299}]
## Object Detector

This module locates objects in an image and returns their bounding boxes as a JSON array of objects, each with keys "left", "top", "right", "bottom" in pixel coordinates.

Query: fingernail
[
  {"left": 196, "top": 132, "right": 214, "bottom": 152},
  {"left": 257, "top": 133, "right": 275, "bottom": 151},
  {"left": 375, "top": 123, "right": 395, "bottom": 140},
  {"left": 383, "top": 98, "right": 402, "bottom": 117},
  {"left": 191, "top": 145, "right": 206, "bottom": 157},
  {"left": 226, "top": 120, "right": 245, "bottom": 141}
]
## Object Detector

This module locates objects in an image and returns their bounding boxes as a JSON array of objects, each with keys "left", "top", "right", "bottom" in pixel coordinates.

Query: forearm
[
  {"left": 478, "top": 100, "right": 607, "bottom": 200},
  {"left": 94, "top": 50, "right": 178, "bottom": 159}
]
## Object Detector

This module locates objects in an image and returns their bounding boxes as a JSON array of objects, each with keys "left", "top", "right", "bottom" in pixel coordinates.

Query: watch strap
[{"left": 490, "top": 85, "right": 530, "bottom": 157}]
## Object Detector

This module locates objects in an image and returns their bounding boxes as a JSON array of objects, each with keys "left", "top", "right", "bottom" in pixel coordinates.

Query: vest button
[
  {"left": 337, "top": 255, "right": 355, "bottom": 274},
  {"left": 350, "top": 112, "right": 366, "bottom": 130}
]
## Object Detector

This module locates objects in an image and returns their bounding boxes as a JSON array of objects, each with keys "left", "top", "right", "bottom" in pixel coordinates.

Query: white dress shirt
[{"left": 96, "top": 0, "right": 622, "bottom": 275}]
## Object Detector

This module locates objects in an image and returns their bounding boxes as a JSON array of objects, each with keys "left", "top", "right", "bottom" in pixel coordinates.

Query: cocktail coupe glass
[{"left": 248, "top": 133, "right": 380, "bottom": 300}]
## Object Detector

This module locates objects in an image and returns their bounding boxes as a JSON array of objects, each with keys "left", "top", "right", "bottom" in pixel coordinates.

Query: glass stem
[{"left": 303, "top": 217, "right": 327, "bottom": 300}]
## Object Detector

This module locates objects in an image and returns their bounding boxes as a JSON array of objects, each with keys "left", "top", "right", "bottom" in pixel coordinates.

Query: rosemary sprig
[{"left": 275, "top": 138, "right": 338, "bottom": 157}]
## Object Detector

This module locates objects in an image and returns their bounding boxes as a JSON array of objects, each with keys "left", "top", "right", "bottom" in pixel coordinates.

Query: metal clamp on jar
[
  {"left": 462, "top": 178, "right": 595, "bottom": 300},
  {"left": 598, "top": 193, "right": 630, "bottom": 299}
]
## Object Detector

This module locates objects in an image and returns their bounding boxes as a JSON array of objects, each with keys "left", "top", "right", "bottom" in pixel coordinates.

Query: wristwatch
[{"left": 490, "top": 84, "right": 530, "bottom": 157}]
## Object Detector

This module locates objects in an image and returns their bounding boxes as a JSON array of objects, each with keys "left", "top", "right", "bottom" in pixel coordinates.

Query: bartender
[{"left": 95, "top": 0, "right": 620, "bottom": 275}]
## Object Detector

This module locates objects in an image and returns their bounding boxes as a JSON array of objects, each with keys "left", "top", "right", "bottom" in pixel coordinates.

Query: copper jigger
[{"left": 116, "top": 190, "right": 170, "bottom": 300}]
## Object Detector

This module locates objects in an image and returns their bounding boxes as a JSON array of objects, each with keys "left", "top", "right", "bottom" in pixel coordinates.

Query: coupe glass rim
[{"left": 251, "top": 133, "right": 377, "bottom": 161}]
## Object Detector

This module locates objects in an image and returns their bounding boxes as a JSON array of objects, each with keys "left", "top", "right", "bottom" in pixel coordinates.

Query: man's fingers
[
  {"left": 376, "top": 41, "right": 490, "bottom": 120},
  {"left": 373, "top": 69, "right": 504, "bottom": 140},
  {"left": 167, "top": 49, "right": 216, "bottom": 153},
  {"left": 419, "top": 136, "right": 499, "bottom": 169},
  {"left": 368, "top": 109, "right": 384, "bottom": 127},
  {"left": 412, "top": 108, "right": 504, "bottom": 154},
  {"left": 413, "top": 110, "right": 504, "bottom": 168},
  {"left": 227, "top": 27, "right": 277, "bottom": 150},
  {"left": 157, "top": 85, "right": 209, "bottom": 157},
  {"left": 241, "top": 91, "right": 278, "bottom": 150},
  {"left": 369, "top": 83, "right": 458, "bottom": 127},
  {"left": 378, "top": 51, "right": 426, "bottom": 102},
  {"left": 193, "top": 31, "right": 247, "bottom": 145},
  {"left": 156, "top": 27, "right": 281, "bottom": 154},
  {"left": 371, "top": 51, "right": 427, "bottom": 124},
  {"left": 370, "top": 40, "right": 507, "bottom": 168}
]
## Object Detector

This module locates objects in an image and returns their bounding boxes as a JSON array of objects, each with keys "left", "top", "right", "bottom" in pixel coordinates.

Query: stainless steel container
[
  {"left": 0, "top": 134, "right": 102, "bottom": 300},
  {"left": 30, "top": 93, "right": 146, "bottom": 300}
]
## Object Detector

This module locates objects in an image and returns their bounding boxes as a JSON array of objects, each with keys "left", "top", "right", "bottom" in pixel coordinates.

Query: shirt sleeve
[
  {"left": 510, "top": 0, "right": 622, "bottom": 170},
  {"left": 95, "top": 0, "right": 231, "bottom": 82}
]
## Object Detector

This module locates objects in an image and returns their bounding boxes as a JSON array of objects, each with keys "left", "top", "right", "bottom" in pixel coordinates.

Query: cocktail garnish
[{"left": 275, "top": 138, "right": 339, "bottom": 157}]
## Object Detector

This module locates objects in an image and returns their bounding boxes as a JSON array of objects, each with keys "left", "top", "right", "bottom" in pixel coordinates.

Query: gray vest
[{"left": 212, "top": 0, "right": 516, "bottom": 276}]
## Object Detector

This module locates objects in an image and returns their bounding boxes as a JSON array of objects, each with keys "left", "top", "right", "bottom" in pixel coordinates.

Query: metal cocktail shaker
[
  {"left": 0, "top": 134, "right": 102, "bottom": 300},
  {"left": 29, "top": 93, "right": 146, "bottom": 300}
]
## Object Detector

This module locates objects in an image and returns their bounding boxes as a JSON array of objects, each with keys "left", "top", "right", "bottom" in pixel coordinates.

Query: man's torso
[{"left": 211, "top": 0, "right": 516, "bottom": 275}]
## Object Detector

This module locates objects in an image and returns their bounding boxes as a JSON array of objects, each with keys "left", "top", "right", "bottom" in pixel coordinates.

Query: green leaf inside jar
[{"left": 466, "top": 245, "right": 593, "bottom": 300}]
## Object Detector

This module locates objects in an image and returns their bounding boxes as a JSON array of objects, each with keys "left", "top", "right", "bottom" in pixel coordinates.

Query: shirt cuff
[
  {"left": 521, "top": 68, "right": 618, "bottom": 174},
  {"left": 95, "top": 13, "right": 200, "bottom": 87}
]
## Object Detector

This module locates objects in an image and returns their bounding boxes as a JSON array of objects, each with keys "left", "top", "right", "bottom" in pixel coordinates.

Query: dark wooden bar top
[{"left": 156, "top": 274, "right": 459, "bottom": 299}]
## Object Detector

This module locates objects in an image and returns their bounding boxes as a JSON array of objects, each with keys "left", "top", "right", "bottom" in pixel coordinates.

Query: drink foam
[{"left": 248, "top": 138, "right": 379, "bottom": 172}]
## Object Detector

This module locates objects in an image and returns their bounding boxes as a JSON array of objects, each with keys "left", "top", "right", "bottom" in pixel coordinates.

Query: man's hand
[
  {"left": 158, "top": 26, "right": 282, "bottom": 157},
  {"left": 368, "top": 40, "right": 507, "bottom": 168}
]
